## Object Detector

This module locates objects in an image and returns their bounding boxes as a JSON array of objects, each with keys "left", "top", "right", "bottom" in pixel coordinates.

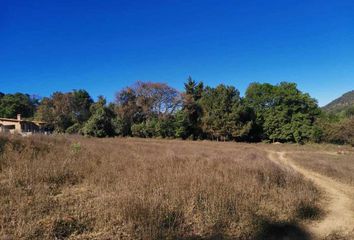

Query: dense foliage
[
  {"left": 0, "top": 92, "right": 38, "bottom": 119},
  {"left": 244, "top": 82, "right": 320, "bottom": 143},
  {"left": 315, "top": 111, "right": 354, "bottom": 145},
  {"left": 1, "top": 78, "right": 352, "bottom": 144}
]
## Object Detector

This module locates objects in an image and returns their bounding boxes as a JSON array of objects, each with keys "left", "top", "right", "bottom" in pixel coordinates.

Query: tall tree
[
  {"left": 71, "top": 90, "right": 94, "bottom": 124},
  {"left": 115, "top": 86, "right": 145, "bottom": 136},
  {"left": 184, "top": 76, "right": 204, "bottom": 101},
  {"left": 245, "top": 82, "right": 319, "bottom": 143},
  {"left": 174, "top": 109, "right": 189, "bottom": 139},
  {"left": 35, "top": 90, "right": 93, "bottom": 133},
  {"left": 115, "top": 81, "right": 181, "bottom": 136},
  {"left": 200, "top": 85, "right": 254, "bottom": 141},
  {"left": 82, "top": 97, "right": 118, "bottom": 137},
  {"left": 0, "top": 93, "right": 37, "bottom": 119},
  {"left": 133, "top": 81, "right": 182, "bottom": 117},
  {"left": 181, "top": 76, "right": 204, "bottom": 139}
]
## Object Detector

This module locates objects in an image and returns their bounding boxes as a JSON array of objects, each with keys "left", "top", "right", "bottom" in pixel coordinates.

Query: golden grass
[
  {"left": 0, "top": 136, "right": 321, "bottom": 239},
  {"left": 291, "top": 152, "right": 354, "bottom": 185},
  {"left": 266, "top": 143, "right": 354, "bottom": 186}
]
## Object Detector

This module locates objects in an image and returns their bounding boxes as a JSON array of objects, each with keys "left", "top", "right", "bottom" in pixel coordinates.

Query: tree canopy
[
  {"left": 245, "top": 82, "right": 319, "bottom": 143},
  {"left": 35, "top": 90, "right": 93, "bottom": 133},
  {"left": 0, "top": 93, "right": 38, "bottom": 119},
  {"left": 2, "top": 78, "right": 351, "bottom": 145}
]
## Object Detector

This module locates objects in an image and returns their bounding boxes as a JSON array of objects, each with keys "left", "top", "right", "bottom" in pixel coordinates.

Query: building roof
[{"left": 0, "top": 118, "right": 46, "bottom": 125}]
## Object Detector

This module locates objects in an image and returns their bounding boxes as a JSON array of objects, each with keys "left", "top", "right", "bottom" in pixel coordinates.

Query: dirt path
[{"left": 268, "top": 151, "right": 354, "bottom": 239}]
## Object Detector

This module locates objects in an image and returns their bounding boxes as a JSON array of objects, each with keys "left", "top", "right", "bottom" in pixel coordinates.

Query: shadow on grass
[
  {"left": 179, "top": 220, "right": 312, "bottom": 240},
  {"left": 255, "top": 221, "right": 312, "bottom": 240}
]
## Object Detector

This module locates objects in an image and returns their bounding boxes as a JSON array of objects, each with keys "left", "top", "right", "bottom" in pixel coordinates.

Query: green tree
[
  {"left": 71, "top": 89, "right": 93, "bottom": 124},
  {"left": 181, "top": 76, "right": 204, "bottom": 139},
  {"left": 0, "top": 93, "right": 37, "bottom": 118},
  {"left": 156, "top": 116, "right": 176, "bottom": 138},
  {"left": 229, "top": 103, "right": 256, "bottom": 141},
  {"left": 131, "top": 122, "right": 146, "bottom": 138},
  {"left": 184, "top": 76, "right": 204, "bottom": 100},
  {"left": 131, "top": 118, "right": 158, "bottom": 138},
  {"left": 244, "top": 83, "right": 275, "bottom": 140},
  {"left": 115, "top": 87, "right": 144, "bottom": 136},
  {"left": 82, "top": 97, "right": 117, "bottom": 137},
  {"left": 344, "top": 106, "right": 354, "bottom": 118},
  {"left": 174, "top": 110, "right": 189, "bottom": 139},
  {"left": 200, "top": 85, "right": 254, "bottom": 141},
  {"left": 245, "top": 82, "right": 320, "bottom": 143},
  {"left": 35, "top": 90, "right": 93, "bottom": 133}
]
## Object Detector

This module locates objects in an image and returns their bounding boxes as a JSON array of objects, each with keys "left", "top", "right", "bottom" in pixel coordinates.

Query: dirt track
[{"left": 268, "top": 151, "right": 354, "bottom": 239}]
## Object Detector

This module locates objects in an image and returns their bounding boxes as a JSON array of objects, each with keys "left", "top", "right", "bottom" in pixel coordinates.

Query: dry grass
[
  {"left": 261, "top": 143, "right": 354, "bottom": 240},
  {"left": 268, "top": 144, "right": 354, "bottom": 186},
  {"left": 0, "top": 135, "right": 321, "bottom": 239},
  {"left": 292, "top": 153, "right": 354, "bottom": 188}
]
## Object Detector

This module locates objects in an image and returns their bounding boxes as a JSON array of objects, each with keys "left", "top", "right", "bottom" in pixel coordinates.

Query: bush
[
  {"left": 82, "top": 107, "right": 116, "bottom": 137},
  {"left": 52, "top": 217, "right": 88, "bottom": 239},
  {"left": 131, "top": 122, "right": 145, "bottom": 138},
  {"left": 65, "top": 123, "right": 82, "bottom": 134},
  {"left": 321, "top": 118, "right": 354, "bottom": 145}
]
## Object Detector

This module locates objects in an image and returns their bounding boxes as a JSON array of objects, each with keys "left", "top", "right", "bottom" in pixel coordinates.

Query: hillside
[{"left": 323, "top": 90, "right": 354, "bottom": 113}]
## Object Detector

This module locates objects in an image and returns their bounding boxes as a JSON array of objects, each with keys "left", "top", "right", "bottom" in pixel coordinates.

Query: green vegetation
[
  {"left": 35, "top": 90, "right": 93, "bottom": 132},
  {"left": 316, "top": 91, "right": 354, "bottom": 145},
  {"left": 322, "top": 90, "right": 354, "bottom": 115},
  {"left": 245, "top": 82, "right": 320, "bottom": 143},
  {"left": 1, "top": 78, "right": 353, "bottom": 144},
  {"left": 0, "top": 92, "right": 38, "bottom": 119}
]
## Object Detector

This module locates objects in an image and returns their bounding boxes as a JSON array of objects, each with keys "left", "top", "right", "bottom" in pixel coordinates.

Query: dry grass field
[
  {"left": 262, "top": 144, "right": 354, "bottom": 239},
  {"left": 1, "top": 135, "right": 353, "bottom": 239},
  {"left": 288, "top": 148, "right": 354, "bottom": 186}
]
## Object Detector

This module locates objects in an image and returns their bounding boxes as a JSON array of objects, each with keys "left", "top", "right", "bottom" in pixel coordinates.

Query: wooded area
[{"left": 1, "top": 77, "right": 353, "bottom": 144}]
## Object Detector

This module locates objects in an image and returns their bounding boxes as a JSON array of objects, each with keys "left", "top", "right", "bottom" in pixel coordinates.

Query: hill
[{"left": 323, "top": 90, "right": 354, "bottom": 113}]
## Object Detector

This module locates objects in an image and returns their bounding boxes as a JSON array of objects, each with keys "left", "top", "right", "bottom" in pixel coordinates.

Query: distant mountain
[{"left": 323, "top": 90, "right": 354, "bottom": 113}]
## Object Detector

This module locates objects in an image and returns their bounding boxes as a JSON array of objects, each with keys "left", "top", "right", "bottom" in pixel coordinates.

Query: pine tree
[{"left": 182, "top": 76, "right": 204, "bottom": 139}]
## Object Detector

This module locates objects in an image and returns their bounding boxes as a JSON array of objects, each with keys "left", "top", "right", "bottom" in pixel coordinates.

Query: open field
[
  {"left": 289, "top": 149, "right": 354, "bottom": 187},
  {"left": 266, "top": 149, "right": 354, "bottom": 240},
  {"left": 0, "top": 136, "right": 353, "bottom": 239}
]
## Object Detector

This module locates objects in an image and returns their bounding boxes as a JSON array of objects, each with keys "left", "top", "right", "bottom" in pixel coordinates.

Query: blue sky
[{"left": 0, "top": 0, "right": 353, "bottom": 106}]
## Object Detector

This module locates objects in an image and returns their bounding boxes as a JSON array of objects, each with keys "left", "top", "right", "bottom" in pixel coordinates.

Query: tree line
[{"left": 0, "top": 77, "right": 353, "bottom": 144}]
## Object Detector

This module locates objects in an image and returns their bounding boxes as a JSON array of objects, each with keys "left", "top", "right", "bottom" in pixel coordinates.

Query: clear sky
[{"left": 1, "top": 0, "right": 354, "bottom": 106}]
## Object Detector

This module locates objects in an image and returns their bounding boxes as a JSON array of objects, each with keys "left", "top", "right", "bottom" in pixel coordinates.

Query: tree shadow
[
  {"left": 178, "top": 233, "right": 231, "bottom": 240},
  {"left": 255, "top": 221, "right": 312, "bottom": 240},
  {"left": 177, "top": 220, "right": 312, "bottom": 240}
]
